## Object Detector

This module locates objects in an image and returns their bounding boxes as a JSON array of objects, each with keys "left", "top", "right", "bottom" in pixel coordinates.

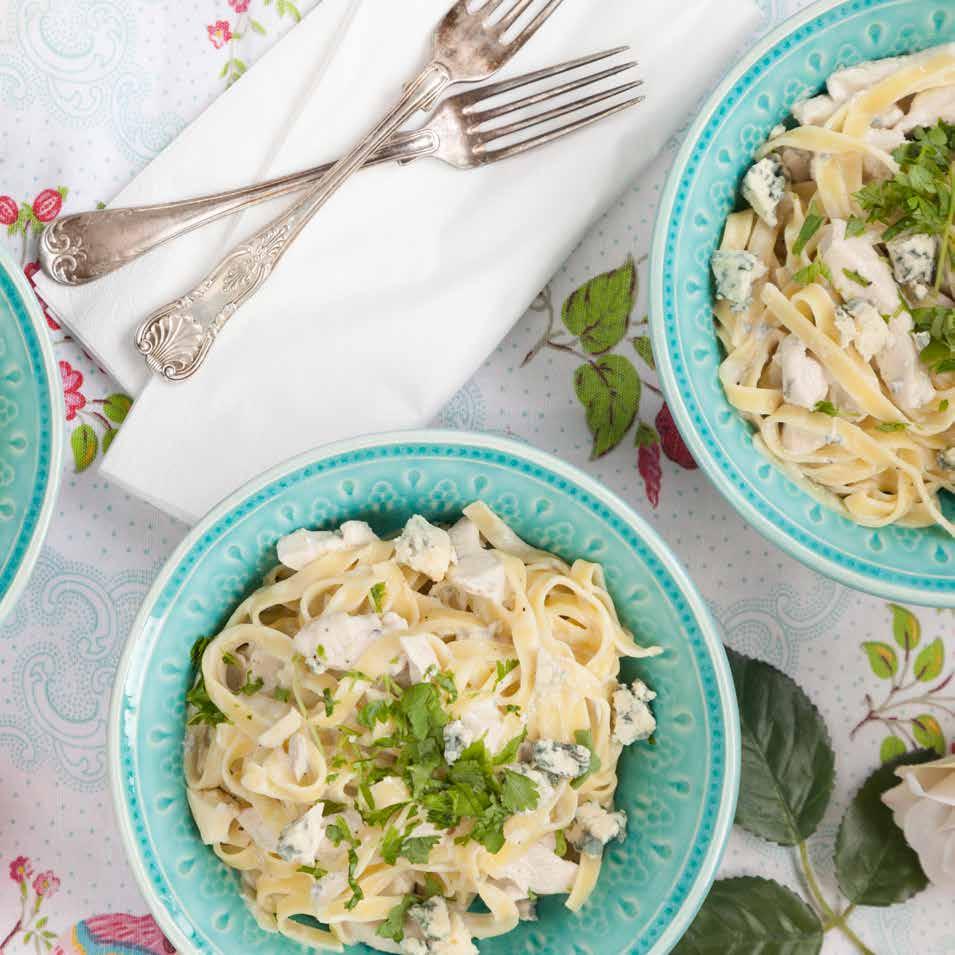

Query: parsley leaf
[
  {"left": 494, "top": 658, "right": 519, "bottom": 688},
  {"left": 571, "top": 729, "right": 602, "bottom": 790},
  {"left": 237, "top": 672, "right": 264, "bottom": 696},
  {"left": 370, "top": 582, "right": 387, "bottom": 613},
  {"left": 912, "top": 305, "right": 955, "bottom": 372},
  {"left": 358, "top": 699, "right": 393, "bottom": 730},
  {"left": 380, "top": 826, "right": 405, "bottom": 865},
  {"left": 842, "top": 268, "right": 872, "bottom": 287},
  {"left": 792, "top": 206, "right": 824, "bottom": 255},
  {"left": 273, "top": 687, "right": 291, "bottom": 703},
  {"left": 398, "top": 836, "right": 440, "bottom": 864},
  {"left": 500, "top": 769, "right": 540, "bottom": 813},
  {"left": 492, "top": 729, "right": 527, "bottom": 766},
  {"left": 792, "top": 259, "right": 832, "bottom": 286},
  {"left": 555, "top": 830, "right": 568, "bottom": 857},
  {"left": 185, "top": 636, "right": 228, "bottom": 726},
  {"left": 940, "top": 399, "right": 950, "bottom": 412},
  {"left": 845, "top": 216, "right": 867, "bottom": 238},
  {"left": 876, "top": 421, "right": 908, "bottom": 432},
  {"left": 377, "top": 896, "right": 414, "bottom": 942},
  {"left": 297, "top": 864, "right": 328, "bottom": 880},
  {"left": 813, "top": 400, "right": 838, "bottom": 417},
  {"left": 221, "top": 652, "right": 238, "bottom": 666},
  {"left": 399, "top": 683, "right": 448, "bottom": 740},
  {"left": 321, "top": 687, "right": 336, "bottom": 716}
]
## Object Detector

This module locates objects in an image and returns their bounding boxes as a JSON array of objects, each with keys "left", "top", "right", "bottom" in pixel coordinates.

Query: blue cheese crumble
[
  {"left": 567, "top": 802, "right": 628, "bottom": 856},
  {"left": 741, "top": 154, "right": 787, "bottom": 227},
  {"left": 938, "top": 448, "right": 955, "bottom": 471},
  {"left": 711, "top": 250, "right": 767, "bottom": 312},
  {"left": 529, "top": 740, "right": 591, "bottom": 779},
  {"left": 886, "top": 234, "right": 937, "bottom": 300},
  {"left": 276, "top": 803, "right": 325, "bottom": 865},
  {"left": 443, "top": 720, "right": 469, "bottom": 765},
  {"left": 612, "top": 678, "right": 657, "bottom": 745},
  {"left": 395, "top": 515, "right": 455, "bottom": 582}
]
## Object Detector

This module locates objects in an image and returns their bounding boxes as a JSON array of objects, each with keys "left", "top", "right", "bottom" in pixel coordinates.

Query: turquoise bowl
[
  {"left": 651, "top": 0, "right": 955, "bottom": 606},
  {"left": 0, "top": 246, "right": 62, "bottom": 620},
  {"left": 109, "top": 432, "right": 739, "bottom": 955}
]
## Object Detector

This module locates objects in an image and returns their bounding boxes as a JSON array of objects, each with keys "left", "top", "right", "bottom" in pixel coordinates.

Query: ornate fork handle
[
  {"left": 136, "top": 64, "right": 451, "bottom": 381},
  {"left": 40, "top": 129, "right": 440, "bottom": 287}
]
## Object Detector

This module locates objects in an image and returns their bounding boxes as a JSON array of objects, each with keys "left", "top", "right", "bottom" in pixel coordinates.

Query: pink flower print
[
  {"left": 32, "top": 870, "right": 59, "bottom": 898},
  {"left": 656, "top": 403, "right": 697, "bottom": 470},
  {"left": 59, "top": 360, "right": 86, "bottom": 421},
  {"left": 24, "top": 262, "right": 62, "bottom": 331},
  {"left": 0, "top": 196, "right": 17, "bottom": 227},
  {"left": 8, "top": 855, "right": 32, "bottom": 883},
  {"left": 207, "top": 19, "right": 233, "bottom": 48},
  {"left": 229, "top": 0, "right": 250, "bottom": 11},
  {"left": 32, "top": 188, "right": 63, "bottom": 223}
]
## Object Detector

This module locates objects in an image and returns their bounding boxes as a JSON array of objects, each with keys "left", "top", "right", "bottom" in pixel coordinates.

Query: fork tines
[
  {"left": 461, "top": 47, "right": 644, "bottom": 162},
  {"left": 469, "top": 0, "right": 567, "bottom": 51}
]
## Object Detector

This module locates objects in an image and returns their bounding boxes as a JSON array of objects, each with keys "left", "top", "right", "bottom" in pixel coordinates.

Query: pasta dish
[
  {"left": 183, "top": 502, "right": 660, "bottom": 953},
  {"left": 711, "top": 43, "right": 955, "bottom": 534}
]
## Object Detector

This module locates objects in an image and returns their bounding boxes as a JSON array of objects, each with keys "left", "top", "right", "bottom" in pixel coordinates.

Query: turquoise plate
[
  {"left": 651, "top": 0, "right": 955, "bottom": 606},
  {"left": 0, "top": 246, "right": 62, "bottom": 621},
  {"left": 109, "top": 431, "right": 739, "bottom": 955}
]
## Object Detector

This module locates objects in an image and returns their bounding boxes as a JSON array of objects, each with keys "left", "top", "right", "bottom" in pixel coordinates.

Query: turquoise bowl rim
[
  {"left": 108, "top": 429, "right": 740, "bottom": 955},
  {"left": 649, "top": 0, "right": 955, "bottom": 607},
  {"left": 0, "top": 246, "right": 63, "bottom": 621}
]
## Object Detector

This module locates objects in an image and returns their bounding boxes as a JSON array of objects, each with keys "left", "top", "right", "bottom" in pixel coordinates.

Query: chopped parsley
[
  {"left": 370, "top": 582, "right": 387, "bottom": 613},
  {"left": 221, "top": 652, "right": 238, "bottom": 666},
  {"left": 571, "top": 729, "right": 602, "bottom": 790},
  {"left": 297, "top": 864, "right": 328, "bottom": 880},
  {"left": 792, "top": 259, "right": 832, "bottom": 286},
  {"left": 237, "top": 672, "right": 264, "bottom": 696},
  {"left": 855, "top": 120, "right": 955, "bottom": 291},
  {"left": 813, "top": 400, "right": 839, "bottom": 417},
  {"left": 327, "top": 818, "right": 363, "bottom": 910},
  {"left": 940, "top": 399, "right": 950, "bottom": 412},
  {"left": 555, "top": 829, "right": 568, "bottom": 858},
  {"left": 912, "top": 306, "right": 955, "bottom": 373},
  {"left": 377, "top": 896, "right": 414, "bottom": 942},
  {"left": 792, "top": 205, "right": 824, "bottom": 255},
  {"left": 842, "top": 268, "right": 872, "bottom": 287},
  {"left": 876, "top": 421, "right": 908, "bottom": 432},
  {"left": 185, "top": 637, "right": 228, "bottom": 726},
  {"left": 494, "top": 658, "right": 519, "bottom": 687},
  {"left": 845, "top": 216, "right": 867, "bottom": 238},
  {"left": 321, "top": 687, "right": 336, "bottom": 716},
  {"left": 273, "top": 687, "right": 291, "bottom": 703}
]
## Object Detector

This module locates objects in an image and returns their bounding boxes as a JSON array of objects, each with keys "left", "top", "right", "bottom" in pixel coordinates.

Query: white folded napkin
[{"left": 36, "top": 0, "right": 760, "bottom": 524}]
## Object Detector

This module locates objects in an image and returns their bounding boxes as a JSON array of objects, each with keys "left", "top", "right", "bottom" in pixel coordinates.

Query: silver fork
[
  {"left": 132, "top": 0, "right": 570, "bottom": 382},
  {"left": 40, "top": 49, "right": 641, "bottom": 288}
]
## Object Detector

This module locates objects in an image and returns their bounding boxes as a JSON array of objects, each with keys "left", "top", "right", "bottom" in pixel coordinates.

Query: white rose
[{"left": 882, "top": 754, "right": 955, "bottom": 891}]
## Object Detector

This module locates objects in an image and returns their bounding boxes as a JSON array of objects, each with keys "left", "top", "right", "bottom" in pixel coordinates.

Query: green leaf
[
  {"left": 633, "top": 334, "right": 655, "bottom": 370},
  {"left": 834, "top": 750, "right": 935, "bottom": 906},
  {"left": 888, "top": 604, "right": 921, "bottom": 650},
  {"left": 219, "top": 61, "right": 229, "bottom": 78},
  {"left": 574, "top": 355, "right": 641, "bottom": 458},
  {"left": 792, "top": 206, "right": 824, "bottom": 255},
  {"left": 672, "top": 877, "right": 822, "bottom": 955},
  {"left": 102, "top": 428, "right": 117, "bottom": 454},
  {"left": 561, "top": 258, "right": 636, "bottom": 354},
  {"left": 812, "top": 400, "right": 838, "bottom": 417},
  {"left": 370, "top": 581, "right": 387, "bottom": 613},
  {"left": 845, "top": 217, "right": 867, "bottom": 238},
  {"left": 71, "top": 424, "right": 98, "bottom": 472},
  {"left": 913, "top": 637, "right": 944, "bottom": 682},
  {"left": 635, "top": 422, "right": 659, "bottom": 448},
  {"left": 862, "top": 641, "right": 898, "bottom": 679},
  {"left": 792, "top": 259, "right": 832, "bottom": 286},
  {"left": 570, "top": 728, "right": 601, "bottom": 789},
  {"left": 728, "top": 649, "right": 835, "bottom": 845},
  {"left": 250, "top": 18, "right": 267, "bottom": 34},
  {"left": 501, "top": 769, "right": 539, "bottom": 813},
  {"left": 102, "top": 393, "right": 132, "bottom": 423},
  {"left": 876, "top": 421, "right": 907, "bottom": 432},
  {"left": 377, "top": 896, "right": 413, "bottom": 942},
  {"left": 912, "top": 713, "right": 945, "bottom": 754},
  {"left": 842, "top": 267, "right": 872, "bottom": 287},
  {"left": 879, "top": 735, "right": 907, "bottom": 764}
]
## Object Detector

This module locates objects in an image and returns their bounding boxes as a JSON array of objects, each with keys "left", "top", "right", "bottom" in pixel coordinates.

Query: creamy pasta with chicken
[
  {"left": 183, "top": 502, "right": 660, "bottom": 953},
  {"left": 712, "top": 43, "right": 955, "bottom": 533}
]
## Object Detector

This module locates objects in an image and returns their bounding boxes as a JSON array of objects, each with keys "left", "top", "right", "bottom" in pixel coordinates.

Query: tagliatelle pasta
[
  {"left": 712, "top": 44, "right": 955, "bottom": 535},
  {"left": 183, "top": 502, "right": 661, "bottom": 953}
]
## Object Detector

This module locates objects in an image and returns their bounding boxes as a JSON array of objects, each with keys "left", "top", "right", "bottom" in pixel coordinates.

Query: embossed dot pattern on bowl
[
  {"left": 110, "top": 432, "right": 739, "bottom": 955},
  {"left": 651, "top": 0, "right": 955, "bottom": 606},
  {"left": 0, "top": 248, "right": 61, "bottom": 620}
]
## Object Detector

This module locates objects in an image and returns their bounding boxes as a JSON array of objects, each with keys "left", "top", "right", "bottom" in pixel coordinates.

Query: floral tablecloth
[{"left": 0, "top": 1, "right": 952, "bottom": 953}]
